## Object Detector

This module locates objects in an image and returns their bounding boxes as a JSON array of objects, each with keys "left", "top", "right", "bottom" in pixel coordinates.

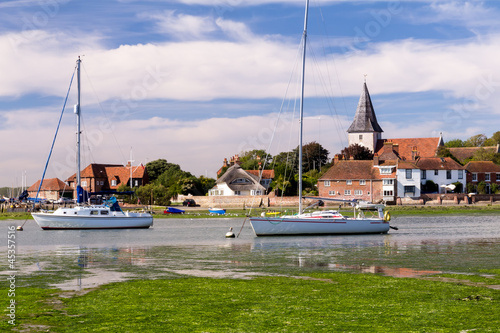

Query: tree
[
  {"left": 270, "top": 174, "right": 292, "bottom": 196},
  {"left": 146, "top": 159, "right": 170, "bottom": 182},
  {"left": 292, "top": 141, "right": 330, "bottom": 174},
  {"left": 436, "top": 146, "right": 461, "bottom": 164},
  {"left": 445, "top": 139, "right": 465, "bottom": 148},
  {"left": 465, "top": 134, "right": 487, "bottom": 147},
  {"left": 239, "top": 149, "right": 272, "bottom": 170},
  {"left": 491, "top": 131, "right": 500, "bottom": 145},
  {"left": 471, "top": 148, "right": 495, "bottom": 162},
  {"left": 340, "top": 144, "right": 373, "bottom": 160}
]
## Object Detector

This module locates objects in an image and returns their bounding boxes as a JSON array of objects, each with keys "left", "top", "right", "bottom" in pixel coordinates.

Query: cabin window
[
  {"left": 90, "top": 210, "right": 99, "bottom": 215},
  {"left": 485, "top": 173, "right": 491, "bottom": 182},
  {"left": 472, "top": 173, "right": 478, "bottom": 182},
  {"left": 359, "top": 180, "right": 366, "bottom": 186},
  {"left": 101, "top": 210, "right": 109, "bottom": 215},
  {"left": 346, "top": 180, "right": 352, "bottom": 185},
  {"left": 458, "top": 170, "right": 463, "bottom": 179},
  {"left": 344, "top": 190, "right": 351, "bottom": 195},
  {"left": 421, "top": 170, "right": 426, "bottom": 180},
  {"left": 446, "top": 170, "right": 452, "bottom": 179},
  {"left": 324, "top": 180, "right": 331, "bottom": 187},
  {"left": 405, "top": 169, "right": 412, "bottom": 179}
]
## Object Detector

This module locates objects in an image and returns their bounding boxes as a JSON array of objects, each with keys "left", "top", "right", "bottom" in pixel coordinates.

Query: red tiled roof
[
  {"left": 66, "top": 163, "right": 148, "bottom": 188},
  {"left": 448, "top": 146, "right": 499, "bottom": 163},
  {"left": 416, "top": 157, "right": 463, "bottom": 170},
  {"left": 246, "top": 169, "right": 275, "bottom": 179},
  {"left": 320, "top": 160, "right": 381, "bottom": 180},
  {"left": 28, "top": 178, "right": 67, "bottom": 192},
  {"left": 375, "top": 137, "right": 441, "bottom": 160},
  {"left": 464, "top": 161, "right": 500, "bottom": 173}
]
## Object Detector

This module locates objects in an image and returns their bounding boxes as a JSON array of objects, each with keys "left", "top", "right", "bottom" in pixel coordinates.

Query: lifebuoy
[{"left": 384, "top": 211, "right": 391, "bottom": 222}]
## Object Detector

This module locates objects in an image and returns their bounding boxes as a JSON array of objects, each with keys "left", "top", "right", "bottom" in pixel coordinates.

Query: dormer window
[{"left": 380, "top": 167, "right": 392, "bottom": 174}]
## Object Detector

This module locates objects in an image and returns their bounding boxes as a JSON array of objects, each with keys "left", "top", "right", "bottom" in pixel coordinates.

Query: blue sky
[{"left": 2, "top": 0, "right": 500, "bottom": 188}]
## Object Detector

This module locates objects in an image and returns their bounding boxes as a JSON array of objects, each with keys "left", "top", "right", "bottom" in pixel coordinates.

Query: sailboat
[
  {"left": 31, "top": 57, "right": 153, "bottom": 230},
  {"left": 249, "top": 0, "right": 391, "bottom": 236}
]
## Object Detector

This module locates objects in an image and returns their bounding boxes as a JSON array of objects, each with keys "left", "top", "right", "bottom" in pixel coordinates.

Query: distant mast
[
  {"left": 298, "top": 0, "right": 309, "bottom": 214},
  {"left": 75, "top": 57, "right": 82, "bottom": 202}
]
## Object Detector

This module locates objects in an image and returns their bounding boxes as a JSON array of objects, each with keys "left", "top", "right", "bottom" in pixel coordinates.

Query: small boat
[
  {"left": 249, "top": 0, "right": 392, "bottom": 236},
  {"left": 209, "top": 208, "right": 226, "bottom": 215},
  {"left": 31, "top": 58, "right": 153, "bottom": 230},
  {"left": 164, "top": 207, "right": 185, "bottom": 214},
  {"left": 265, "top": 211, "right": 281, "bottom": 216}
]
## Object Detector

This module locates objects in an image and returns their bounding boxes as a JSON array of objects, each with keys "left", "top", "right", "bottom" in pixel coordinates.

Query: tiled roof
[
  {"left": 28, "top": 178, "right": 67, "bottom": 192},
  {"left": 448, "top": 146, "right": 500, "bottom": 163},
  {"left": 416, "top": 157, "right": 463, "bottom": 170},
  {"left": 347, "top": 82, "right": 383, "bottom": 133},
  {"left": 67, "top": 163, "right": 148, "bottom": 188},
  {"left": 397, "top": 160, "right": 418, "bottom": 169},
  {"left": 375, "top": 137, "right": 442, "bottom": 160},
  {"left": 464, "top": 161, "right": 500, "bottom": 173},
  {"left": 246, "top": 169, "right": 275, "bottom": 179},
  {"left": 67, "top": 163, "right": 122, "bottom": 181},
  {"left": 319, "top": 160, "right": 381, "bottom": 180}
]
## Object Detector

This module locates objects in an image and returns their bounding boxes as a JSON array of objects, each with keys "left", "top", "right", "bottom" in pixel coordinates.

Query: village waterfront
[{"left": 1, "top": 210, "right": 500, "bottom": 331}]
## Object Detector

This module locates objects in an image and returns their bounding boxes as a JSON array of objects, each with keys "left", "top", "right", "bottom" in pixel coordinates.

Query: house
[
  {"left": 27, "top": 178, "right": 69, "bottom": 201},
  {"left": 246, "top": 169, "right": 275, "bottom": 191},
  {"left": 448, "top": 145, "right": 500, "bottom": 164},
  {"left": 464, "top": 161, "right": 500, "bottom": 194},
  {"left": 209, "top": 164, "right": 266, "bottom": 196},
  {"left": 66, "top": 162, "right": 149, "bottom": 197},
  {"left": 318, "top": 155, "right": 396, "bottom": 203}
]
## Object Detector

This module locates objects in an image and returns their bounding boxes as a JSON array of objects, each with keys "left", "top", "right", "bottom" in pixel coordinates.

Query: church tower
[{"left": 347, "top": 81, "right": 383, "bottom": 153}]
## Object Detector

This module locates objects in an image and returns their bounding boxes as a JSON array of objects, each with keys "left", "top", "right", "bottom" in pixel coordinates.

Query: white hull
[
  {"left": 32, "top": 206, "right": 153, "bottom": 230},
  {"left": 249, "top": 216, "right": 389, "bottom": 236}
]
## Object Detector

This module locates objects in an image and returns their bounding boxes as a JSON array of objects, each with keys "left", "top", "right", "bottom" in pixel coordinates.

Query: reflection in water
[{"left": 2, "top": 215, "right": 499, "bottom": 290}]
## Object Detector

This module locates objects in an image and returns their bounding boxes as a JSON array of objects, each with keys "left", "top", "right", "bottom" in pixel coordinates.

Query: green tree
[
  {"left": 477, "top": 181, "right": 487, "bottom": 194},
  {"left": 293, "top": 141, "right": 330, "bottom": 174},
  {"left": 239, "top": 149, "right": 272, "bottom": 170},
  {"left": 471, "top": 148, "right": 495, "bottom": 162},
  {"left": 465, "top": 134, "right": 487, "bottom": 147},
  {"left": 270, "top": 174, "right": 292, "bottom": 196},
  {"left": 340, "top": 144, "right": 373, "bottom": 160},
  {"left": 445, "top": 139, "right": 465, "bottom": 147},
  {"left": 146, "top": 159, "right": 170, "bottom": 182},
  {"left": 491, "top": 131, "right": 500, "bottom": 145},
  {"left": 135, "top": 183, "right": 170, "bottom": 206}
]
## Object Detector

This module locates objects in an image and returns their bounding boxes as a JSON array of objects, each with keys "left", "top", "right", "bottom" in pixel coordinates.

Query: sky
[{"left": 2, "top": 0, "right": 500, "bottom": 188}]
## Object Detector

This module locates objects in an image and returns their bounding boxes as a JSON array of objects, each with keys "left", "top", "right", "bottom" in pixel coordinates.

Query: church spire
[{"left": 347, "top": 82, "right": 383, "bottom": 134}]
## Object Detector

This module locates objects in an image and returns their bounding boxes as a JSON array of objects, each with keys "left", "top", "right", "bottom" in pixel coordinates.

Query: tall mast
[
  {"left": 298, "top": 0, "right": 309, "bottom": 214},
  {"left": 76, "top": 57, "right": 81, "bottom": 192}
]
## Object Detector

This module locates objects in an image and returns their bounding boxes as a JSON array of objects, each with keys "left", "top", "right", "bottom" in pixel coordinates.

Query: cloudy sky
[{"left": 2, "top": 0, "right": 500, "bottom": 188}]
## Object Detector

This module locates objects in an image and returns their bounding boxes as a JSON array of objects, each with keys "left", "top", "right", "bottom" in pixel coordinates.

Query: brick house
[
  {"left": 66, "top": 163, "right": 149, "bottom": 198},
  {"left": 464, "top": 161, "right": 500, "bottom": 194},
  {"left": 27, "top": 178, "right": 69, "bottom": 201}
]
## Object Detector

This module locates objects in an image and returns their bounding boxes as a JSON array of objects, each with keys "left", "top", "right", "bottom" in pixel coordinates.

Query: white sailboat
[
  {"left": 32, "top": 57, "right": 153, "bottom": 230},
  {"left": 249, "top": 1, "right": 391, "bottom": 236}
]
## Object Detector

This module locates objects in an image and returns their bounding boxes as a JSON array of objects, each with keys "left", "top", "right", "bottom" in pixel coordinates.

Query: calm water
[{"left": 2, "top": 215, "right": 499, "bottom": 290}]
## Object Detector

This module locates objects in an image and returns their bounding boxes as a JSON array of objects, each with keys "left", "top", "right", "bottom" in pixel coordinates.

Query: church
[{"left": 318, "top": 82, "right": 465, "bottom": 203}]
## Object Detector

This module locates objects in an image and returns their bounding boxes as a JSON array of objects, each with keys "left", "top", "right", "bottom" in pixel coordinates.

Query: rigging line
[
  {"left": 81, "top": 63, "right": 127, "bottom": 165},
  {"left": 34, "top": 65, "right": 77, "bottom": 204}
]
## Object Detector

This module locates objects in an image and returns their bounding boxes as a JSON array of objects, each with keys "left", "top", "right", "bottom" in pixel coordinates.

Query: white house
[
  {"left": 209, "top": 164, "right": 266, "bottom": 196},
  {"left": 397, "top": 161, "right": 421, "bottom": 198}
]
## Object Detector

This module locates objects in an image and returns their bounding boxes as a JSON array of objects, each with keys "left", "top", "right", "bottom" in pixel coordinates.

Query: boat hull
[
  {"left": 249, "top": 216, "right": 390, "bottom": 236},
  {"left": 32, "top": 212, "right": 153, "bottom": 230}
]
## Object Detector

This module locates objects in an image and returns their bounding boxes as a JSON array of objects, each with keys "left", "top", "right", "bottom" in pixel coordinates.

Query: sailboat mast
[
  {"left": 298, "top": 0, "right": 309, "bottom": 214},
  {"left": 76, "top": 57, "right": 81, "bottom": 190}
]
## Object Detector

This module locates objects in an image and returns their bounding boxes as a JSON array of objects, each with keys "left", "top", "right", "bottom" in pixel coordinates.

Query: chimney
[
  {"left": 334, "top": 154, "right": 339, "bottom": 164},
  {"left": 126, "top": 161, "right": 131, "bottom": 167},
  {"left": 373, "top": 153, "right": 379, "bottom": 166},
  {"left": 223, "top": 158, "right": 228, "bottom": 167},
  {"left": 383, "top": 141, "right": 394, "bottom": 154}
]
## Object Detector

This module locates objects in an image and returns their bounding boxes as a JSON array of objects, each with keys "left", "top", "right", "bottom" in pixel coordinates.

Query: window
[
  {"left": 234, "top": 191, "right": 241, "bottom": 195},
  {"left": 344, "top": 190, "right": 351, "bottom": 195},
  {"left": 383, "top": 190, "right": 394, "bottom": 196},
  {"left": 111, "top": 180, "right": 117, "bottom": 186},
  {"left": 404, "top": 185, "right": 416, "bottom": 196},
  {"left": 250, "top": 190, "right": 262, "bottom": 195},
  {"left": 359, "top": 180, "right": 366, "bottom": 186},
  {"left": 82, "top": 181, "right": 87, "bottom": 187},
  {"left": 405, "top": 169, "right": 412, "bottom": 179},
  {"left": 472, "top": 173, "right": 478, "bottom": 182},
  {"left": 359, "top": 134, "right": 363, "bottom": 140},
  {"left": 446, "top": 170, "right": 452, "bottom": 179},
  {"left": 422, "top": 170, "right": 426, "bottom": 179},
  {"left": 485, "top": 173, "right": 491, "bottom": 182},
  {"left": 458, "top": 170, "right": 463, "bottom": 179},
  {"left": 434, "top": 170, "right": 439, "bottom": 176},
  {"left": 497, "top": 173, "right": 500, "bottom": 181},
  {"left": 90, "top": 210, "right": 99, "bottom": 215},
  {"left": 328, "top": 191, "right": 335, "bottom": 196},
  {"left": 324, "top": 180, "right": 331, "bottom": 187},
  {"left": 134, "top": 180, "right": 139, "bottom": 186},
  {"left": 380, "top": 167, "right": 392, "bottom": 174},
  {"left": 354, "top": 190, "right": 363, "bottom": 196},
  {"left": 383, "top": 179, "right": 394, "bottom": 185},
  {"left": 101, "top": 211, "right": 109, "bottom": 215},
  {"left": 346, "top": 180, "right": 352, "bottom": 185}
]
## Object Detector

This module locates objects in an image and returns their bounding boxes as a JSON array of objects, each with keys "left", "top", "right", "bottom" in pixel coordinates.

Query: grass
[{"left": 2, "top": 273, "right": 499, "bottom": 332}]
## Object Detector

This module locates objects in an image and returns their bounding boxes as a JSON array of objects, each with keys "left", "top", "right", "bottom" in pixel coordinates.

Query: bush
[{"left": 477, "top": 181, "right": 487, "bottom": 194}]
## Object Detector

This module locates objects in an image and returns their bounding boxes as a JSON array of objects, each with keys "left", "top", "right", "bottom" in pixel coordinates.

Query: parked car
[{"left": 182, "top": 199, "right": 198, "bottom": 207}]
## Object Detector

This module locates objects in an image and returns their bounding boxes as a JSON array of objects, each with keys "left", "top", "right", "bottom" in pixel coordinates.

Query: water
[{"left": 2, "top": 215, "right": 499, "bottom": 290}]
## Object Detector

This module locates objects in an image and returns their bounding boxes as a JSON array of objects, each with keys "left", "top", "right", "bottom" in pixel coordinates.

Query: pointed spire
[{"left": 347, "top": 81, "right": 383, "bottom": 133}]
